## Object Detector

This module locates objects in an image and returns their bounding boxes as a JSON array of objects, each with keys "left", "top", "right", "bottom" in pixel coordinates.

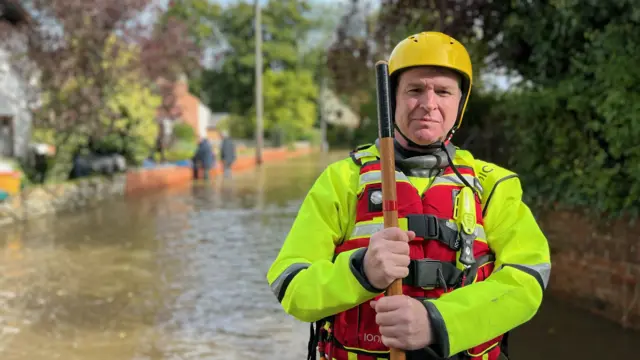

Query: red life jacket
[{"left": 311, "top": 147, "right": 505, "bottom": 360}]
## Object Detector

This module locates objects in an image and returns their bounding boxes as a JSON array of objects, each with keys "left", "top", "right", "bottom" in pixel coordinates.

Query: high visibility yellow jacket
[{"left": 266, "top": 144, "right": 551, "bottom": 357}]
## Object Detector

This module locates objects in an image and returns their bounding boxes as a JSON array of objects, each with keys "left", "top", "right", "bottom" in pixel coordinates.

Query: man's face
[{"left": 394, "top": 66, "right": 462, "bottom": 147}]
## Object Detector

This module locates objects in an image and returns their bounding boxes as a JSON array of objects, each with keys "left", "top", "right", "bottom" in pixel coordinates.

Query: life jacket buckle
[
  {"left": 406, "top": 214, "right": 439, "bottom": 239},
  {"left": 405, "top": 258, "right": 444, "bottom": 288}
]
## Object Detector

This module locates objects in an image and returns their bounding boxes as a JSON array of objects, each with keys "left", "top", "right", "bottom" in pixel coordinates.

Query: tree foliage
[
  {"left": 98, "top": 66, "right": 162, "bottom": 166},
  {"left": 0, "top": 0, "right": 198, "bottom": 153},
  {"left": 491, "top": 0, "right": 640, "bottom": 218},
  {"left": 191, "top": 0, "right": 319, "bottom": 143},
  {"left": 327, "top": 0, "right": 640, "bottom": 219},
  {"left": 158, "top": 0, "right": 226, "bottom": 96},
  {"left": 262, "top": 68, "right": 317, "bottom": 143},
  {"left": 25, "top": 37, "right": 164, "bottom": 177}
]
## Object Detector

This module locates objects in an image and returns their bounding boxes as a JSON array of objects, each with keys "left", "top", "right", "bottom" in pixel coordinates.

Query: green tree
[
  {"left": 487, "top": 0, "right": 640, "bottom": 218},
  {"left": 3, "top": 0, "right": 197, "bottom": 180},
  {"left": 162, "top": 0, "right": 224, "bottom": 49},
  {"left": 200, "top": 0, "right": 320, "bottom": 143},
  {"left": 202, "top": 1, "right": 256, "bottom": 115},
  {"left": 159, "top": 0, "right": 226, "bottom": 94},
  {"left": 32, "top": 36, "right": 163, "bottom": 178},
  {"left": 262, "top": 68, "right": 318, "bottom": 144},
  {"left": 159, "top": 122, "right": 198, "bottom": 162},
  {"left": 97, "top": 76, "right": 161, "bottom": 166}
]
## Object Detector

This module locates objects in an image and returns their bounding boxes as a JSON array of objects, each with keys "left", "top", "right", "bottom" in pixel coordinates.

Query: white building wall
[{"left": 0, "top": 47, "right": 32, "bottom": 159}]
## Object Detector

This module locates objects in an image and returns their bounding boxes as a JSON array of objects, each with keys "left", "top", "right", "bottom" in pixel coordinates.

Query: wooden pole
[
  {"left": 320, "top": 78, "right": 328, "bottom": 153},
  {"left": 254, "top": 0, "right": 263, "bottom": 165},
  {"left": 375, "top": 60, "right": 405, "bottom": 360}
]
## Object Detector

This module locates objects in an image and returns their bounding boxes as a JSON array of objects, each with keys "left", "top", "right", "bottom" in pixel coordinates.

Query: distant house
[
  {"left": 155, "top": 74, "right": 216, "bottom": 143},
  {"left": 320, "top": 86, "right": 359, "bottom": 129},
  {"left": 205, "top": 112, "right": 229, "bottom": 142},
  {"left": 198, "top": 101, "right": 213, "bottom": 139},
  {"left": 0, "top": 0, "right": 33, "bottom": 159}
]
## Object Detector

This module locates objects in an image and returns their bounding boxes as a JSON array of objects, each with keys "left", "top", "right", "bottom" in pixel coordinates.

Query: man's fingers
[
  {"left": 375, "top": 308, "right": 401, "bottom": 326},
  {"left": 388, "top": 252, "right": 411, "bottom": 267},
  {"left": 372, "top": 295, "right": 404, "bottom": 312},
  {"left": 386, "top": 241, "right": 410, "bottom": 256},
  {"left": 381, "top": 256, "right": 409, "bottom": 281},
  {"left": 388, "top": 264, "right": 409, "bottom": 280},
  {"left": 381, "top": 227, "right": 411, "bottom": 242}
]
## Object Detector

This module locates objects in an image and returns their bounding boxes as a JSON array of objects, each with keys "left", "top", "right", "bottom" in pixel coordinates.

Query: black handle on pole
[{"left": 375, "top": 60, "right": 394, "bottom": 139}]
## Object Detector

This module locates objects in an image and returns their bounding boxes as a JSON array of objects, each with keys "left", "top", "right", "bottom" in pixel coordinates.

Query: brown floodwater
[{"left": 0, "top": 151, "right": 635, "bottom": 360}]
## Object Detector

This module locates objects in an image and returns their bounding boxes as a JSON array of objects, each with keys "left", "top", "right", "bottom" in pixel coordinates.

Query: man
[
  {"left": 192, "top": 136, "right": 214, "bottom": 180},
  {"left": 267, "top": 32, "right": 551, "bottom": 360},
  {"left": 219, "top": 130, "right": 236, "bottom": 178}
]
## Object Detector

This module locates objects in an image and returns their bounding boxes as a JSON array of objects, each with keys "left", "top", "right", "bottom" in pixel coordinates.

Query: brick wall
[
  {"left": 173, "top": 81, "right": 200, "bottom": 134},
  {"left": 539, "top": 209, "right": 640, "bottom": 330},
  {"left": 155, "top": 77, "right": 201, "bottom": 137}
]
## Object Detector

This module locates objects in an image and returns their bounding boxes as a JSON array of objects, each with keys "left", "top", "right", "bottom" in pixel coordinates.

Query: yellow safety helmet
[{"left": 388, "top": 31, "right": 473, "bottom": 136}]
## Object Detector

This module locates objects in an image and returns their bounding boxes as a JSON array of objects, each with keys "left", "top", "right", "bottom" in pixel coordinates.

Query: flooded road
[{"left": 0, "top": 151, "right": 636, "bottom": 360}]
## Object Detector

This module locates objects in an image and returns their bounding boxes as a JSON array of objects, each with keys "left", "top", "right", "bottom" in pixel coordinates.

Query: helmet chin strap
[{"left": 391, "top": 124, "right": 475, "bottom": 191}]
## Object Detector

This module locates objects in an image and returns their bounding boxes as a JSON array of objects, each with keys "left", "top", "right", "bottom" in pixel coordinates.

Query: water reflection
[{"left": 0, "top": 151, "right": 635, "bottom": 360}]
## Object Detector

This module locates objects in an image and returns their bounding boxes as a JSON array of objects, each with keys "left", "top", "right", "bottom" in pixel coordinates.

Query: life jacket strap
[{"left": 403, "top": 254, "right": 495, "bottom": 289}]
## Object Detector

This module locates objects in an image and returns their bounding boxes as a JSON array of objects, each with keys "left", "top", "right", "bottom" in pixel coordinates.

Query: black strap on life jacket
[
  {"left": 307, "top": 321, "right": 319, "bottom": 360},
  {"left": 500, "top": 331, "right": 511, "bottom": 359},
  {"left": 403, "top": 254, "right": 495, "bottom": 289},
  {"left": 307, "top": 317, "right": 332, "bottom": 360},
  {"left": 405, "top": 214, "right": 461, "bottom": 250}
]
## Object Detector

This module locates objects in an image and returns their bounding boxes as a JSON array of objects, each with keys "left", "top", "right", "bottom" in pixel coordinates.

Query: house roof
[{"left": 0, "top": 0, "right": 31, "bottom": 26}]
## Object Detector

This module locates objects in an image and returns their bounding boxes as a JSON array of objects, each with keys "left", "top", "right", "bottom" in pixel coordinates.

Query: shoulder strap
[
  {"left": 447, "top": 149, "right": 484, "bottom": 196},
  {"left": 352, "top": 142, "right": 374, "bottom": 152},
  {"left": 349, "top": 143, "right": 378, "bottom": 166}
]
